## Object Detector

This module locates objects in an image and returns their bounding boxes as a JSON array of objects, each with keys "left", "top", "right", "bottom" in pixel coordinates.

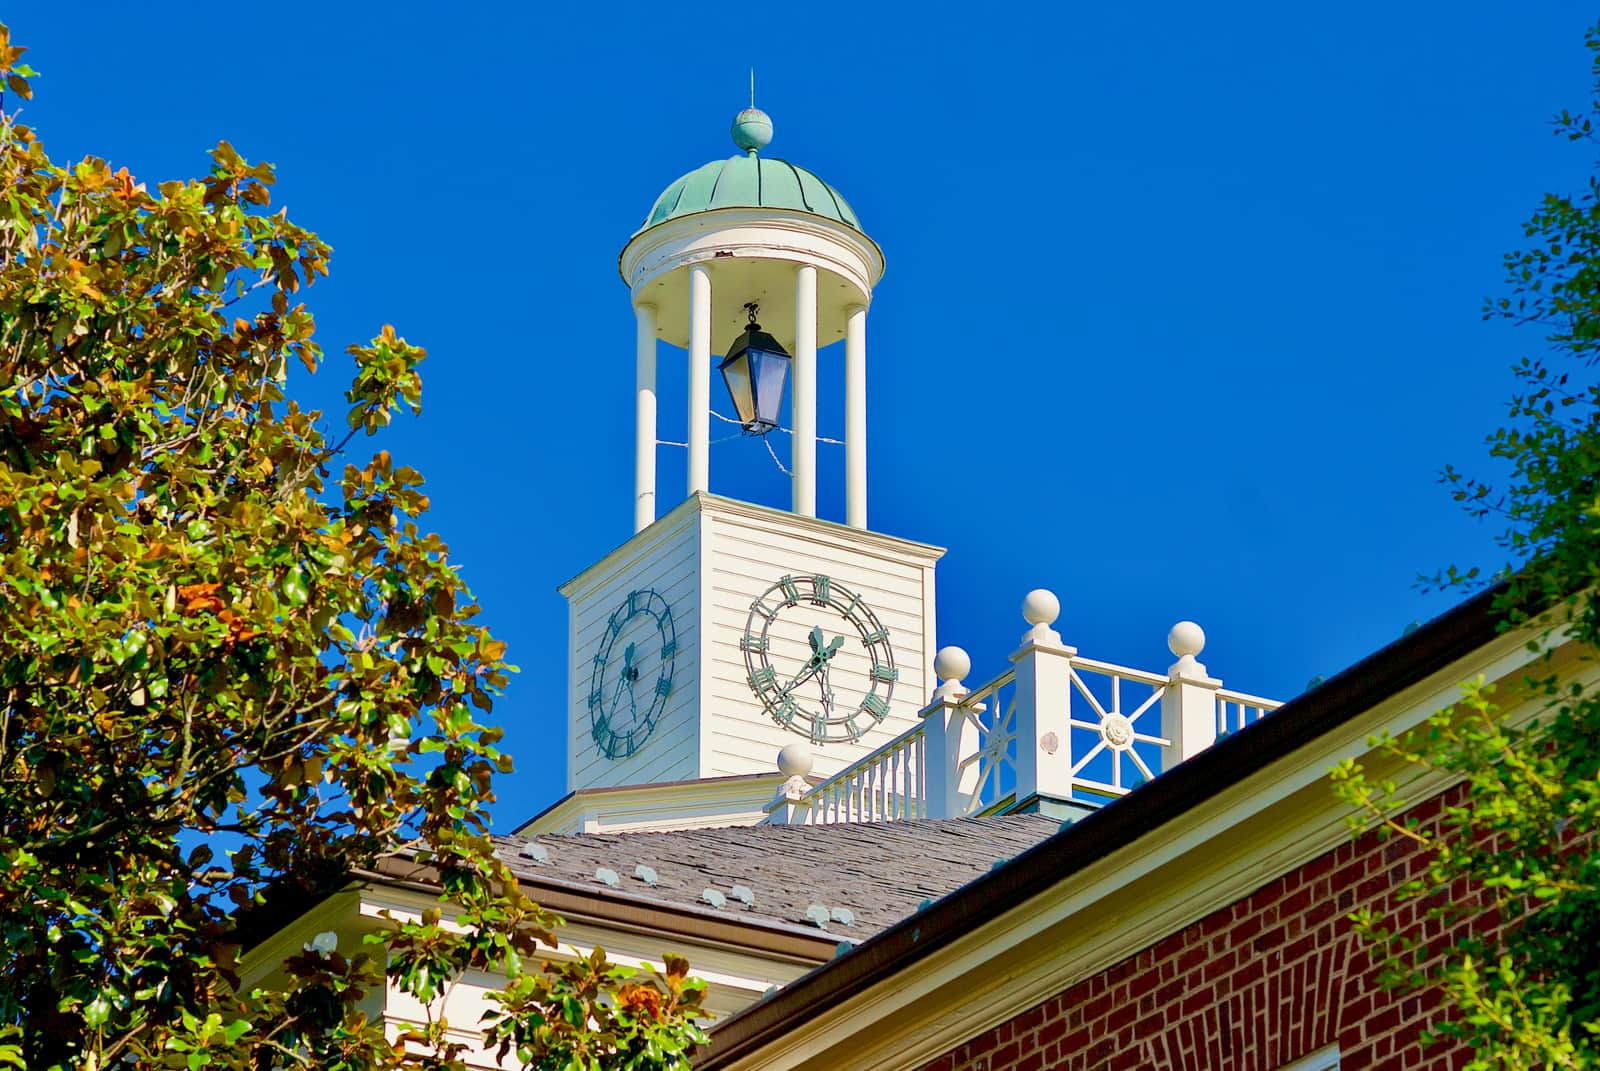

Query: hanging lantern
[{"left": 719, "top": 303, "right": 791, "bottom": 435}]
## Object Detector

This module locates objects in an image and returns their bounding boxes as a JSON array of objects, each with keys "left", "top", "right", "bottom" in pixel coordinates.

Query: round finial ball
[
  {"left": 1168, "top": 620, "right": 1206, "bottom": 658},
  {"left": 934, "top": 645, "right": 971, "bottom": 683},
  {"left": 1021, "top": 589, "right": 1060, "bottom": 628},
  {"left": 777, "top": 742, "right": 813, "bottom": 779},
  {"left": 731, "top": 107, "right": 773, "bottom": 152}
]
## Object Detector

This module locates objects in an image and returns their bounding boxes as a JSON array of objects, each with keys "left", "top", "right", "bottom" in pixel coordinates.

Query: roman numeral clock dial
[
  {"left": 742, "top": 574, "right": 897, "bottom": 745},
  {"left": 588, "top": 589, "right": 677, "bottom": 760}
]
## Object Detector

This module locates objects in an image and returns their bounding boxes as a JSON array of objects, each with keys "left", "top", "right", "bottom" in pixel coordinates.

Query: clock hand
[
  {"left": 779, "top": 660, "right": 821, "bottom": 697},
  {"left": 816, "top": 661, "right": 835, "bottom": 718}
]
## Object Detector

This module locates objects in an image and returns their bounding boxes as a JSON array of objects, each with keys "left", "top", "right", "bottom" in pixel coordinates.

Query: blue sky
[{"left": 16, "top": 2, "right": 1596, "bottom": 826}]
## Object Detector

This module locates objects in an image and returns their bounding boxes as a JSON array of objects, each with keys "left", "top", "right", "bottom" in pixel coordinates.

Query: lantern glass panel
[
  {"left": 750, "top": 348, "right": 790, "bottom": 431},
  {"left": 720, "top": 351, "right": 755, "bottom": 427}
]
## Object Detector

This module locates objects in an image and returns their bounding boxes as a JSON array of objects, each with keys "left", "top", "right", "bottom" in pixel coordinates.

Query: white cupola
[
  {"left": 620, "top": 107, "right": 885, "bottom": 532},
  {"left": 530, "top": 108, "right": 938, "bottom": 837}
]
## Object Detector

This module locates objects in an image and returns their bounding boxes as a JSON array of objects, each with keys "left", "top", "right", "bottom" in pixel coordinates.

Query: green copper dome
[
  {"left": 638, "top": 110, "right": 862, "bottom": 234},
  {"left": 640, "top": 154, "right": 862, "bottom": 233}
]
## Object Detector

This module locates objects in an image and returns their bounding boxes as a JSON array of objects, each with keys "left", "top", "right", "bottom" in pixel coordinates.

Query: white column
[
  {"left": 687, "top": 264, "right": 712, "bottom": 498},
  {"left": 634, "top": 302, "right": 658, "bottom": 534},
  {"left": 1160, "top": 621, "right": 1222, "bottom": 769},
  {"left": 844, "top": 304, "right": 867, "bottom": 529},
  {"left": 792, "top": 263, "right": 817, "bottom": 516}
]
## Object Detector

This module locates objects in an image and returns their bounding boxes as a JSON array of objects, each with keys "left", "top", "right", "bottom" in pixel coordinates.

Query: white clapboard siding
[
  {"left": 699, "top": 496, "right": 942, "bottom": 781},
  {"left": 563, "top": 503, "right": 702, "bottom": 792},
  {"left": 559, "top": 494, "right": 945, "bottom": 801}
]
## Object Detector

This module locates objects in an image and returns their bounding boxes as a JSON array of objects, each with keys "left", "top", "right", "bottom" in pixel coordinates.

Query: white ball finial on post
[
  {"left": 766, "top": 742, "right": 816, "bottom": 824},
  {"left": 777, "top": 742, "right": 814, "bottom": 781},
  {"left": 1161, "top": 618, "right": 1223, "bottom": 770},
  {"left": 922, "top": 645, "right": 979, "bottom": 819},
  {"left": 1166, "top": 620, "right": 1207, "bottom": 676},
  {"left": 932, "top": 645, "right": 970, "bottom": 701},
  {"left": 1010, "top": 588, "right": 1075, "bottom": 807},
  {"left": 1020, "top": 589, "right": 1063, "bottom": 648}
]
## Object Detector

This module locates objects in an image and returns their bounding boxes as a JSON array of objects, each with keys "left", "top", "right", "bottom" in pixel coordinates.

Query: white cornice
[
  {"left": 557, "top": 495, "right": 701, "bottom": 599},
  {"left": 511, "top": 772, "right": 785, "bottom": 835},
  {"left": 619, "top": 209, "right": 885, "bottom": 301},
  {"left": 698, "top": 493, "right": 945, "bottom": 565},
  {"left": 558, "top": 494, "right": 945, "bottom": 602}
]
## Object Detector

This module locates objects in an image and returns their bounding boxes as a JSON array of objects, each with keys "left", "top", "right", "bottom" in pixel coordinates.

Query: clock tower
[{"left": 517, "top": 109, "right": 944, "bottom": 836}]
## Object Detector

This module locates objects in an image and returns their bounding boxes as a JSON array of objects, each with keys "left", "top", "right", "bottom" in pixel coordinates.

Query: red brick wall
[{"left": 923, "top": 788, "right": 1484, "bottom": 1071}]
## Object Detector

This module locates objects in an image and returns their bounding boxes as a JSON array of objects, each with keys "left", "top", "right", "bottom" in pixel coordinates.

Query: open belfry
[{"left": 255, "top": 106, "right": 1573, "bottom": 1071}]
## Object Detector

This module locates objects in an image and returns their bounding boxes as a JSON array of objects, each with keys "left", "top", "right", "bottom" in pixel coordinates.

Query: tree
[
  {"left": 0, "top": 26, "right": 704, "bottom": 1070},
  {"left": 1330, "top": 22, "right": 1600, "bottom": 1071}
]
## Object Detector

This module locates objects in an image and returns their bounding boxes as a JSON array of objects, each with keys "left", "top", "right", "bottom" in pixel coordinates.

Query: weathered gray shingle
[{"left": 491, "top": 814, "right": 1064, "bottom": 938}]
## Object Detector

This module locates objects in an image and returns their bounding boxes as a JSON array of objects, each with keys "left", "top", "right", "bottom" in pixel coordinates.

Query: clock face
[
  {"left": 588, "top": 589, "right": 677, "bottom": 759},
  {"left": 741, "top": 574, "right": 897, "bottom": 744}
]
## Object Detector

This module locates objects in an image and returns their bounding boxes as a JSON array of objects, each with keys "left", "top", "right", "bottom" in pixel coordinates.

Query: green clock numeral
[
  {"left": 740, "top": 634, "right": 769, "bottom": 653},
  {"left": 776, "top": 696, "right": 798, "bottom": 725},
  {"left": 587, "top": 688, "right": 603, "bottom": 711},
  {"left": 844, "top": 717, "right": 867, "bottom": 742},
  {"left": 752, "top": 599, "right": 778, "bottom": 622},
  {"left": 862, "top": 628, "right": 890, "bottom": 645},
  {"left": 862, "top": 693, "right": 890, "bottom": 720},
  {"left": 655, "top": 677, "right": 672, "bottom": 698},
  {"left": 811, "top": 574, "right": 832, "bottom": 605},
  {"left": 660, "top": 639, "right": 677, "bottom": 660},
  {"left": 627, "top": 591, "right": 640, "bottom": 614},
  {"left": 811, "top": 713, "right": 829, "bottom": 743},
  {"left": 872, "top": 664, "right": 899, "bottom": 682},
  {"left": 750, "top": 665, "right": 778, "bottom": 694},
  {"left": 778, "top": 575, "right": 800, "bottom": 605},
  {"left": 608, "top": 614, "right": 623, "bottom": 638}
]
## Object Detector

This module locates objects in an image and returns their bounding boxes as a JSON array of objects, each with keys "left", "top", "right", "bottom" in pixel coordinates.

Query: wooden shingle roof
[{"left": 490, "top": 814, "right": 1065, "bottom": 940}]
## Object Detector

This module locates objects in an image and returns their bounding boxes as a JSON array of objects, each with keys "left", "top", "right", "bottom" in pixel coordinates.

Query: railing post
[
  {"left": 1010, "top": 589, "right": 1077, "bottom": 807},
  {"left": 920, "top": 646, "right": 978, "bottom": 818},
  {"left": 763, "top": 744, "right": 815, "bottom": 825},
  {"left": 1160, "top": 621, "right": 1223, "bottom": 769}
]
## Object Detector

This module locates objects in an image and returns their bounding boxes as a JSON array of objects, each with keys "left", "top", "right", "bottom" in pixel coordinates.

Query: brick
[{"left": 915, "top": 784, "right": 1481, "bottom": 1071}]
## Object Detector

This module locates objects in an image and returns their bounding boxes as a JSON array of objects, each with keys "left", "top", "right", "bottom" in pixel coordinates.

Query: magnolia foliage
[{"left": 0, "top": 28, "right": 704, "bottom": 1071}]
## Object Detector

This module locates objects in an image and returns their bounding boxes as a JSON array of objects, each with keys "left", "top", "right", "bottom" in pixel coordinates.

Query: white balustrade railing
[
  {"left": 949, "top": 666, "right": 1017, "bottom": 816},
  {"left": 1216, "top": 688, "right": 1283, "bottom": 734},
  {"left": 792, "top": 723, "right": 927, "bottom": 824},
  {"left": 764, "top": 590, "right": 1285, "bottom": 826},
  {"left": 1065, "top": 657, "right": 1168, "bottom": 798}
]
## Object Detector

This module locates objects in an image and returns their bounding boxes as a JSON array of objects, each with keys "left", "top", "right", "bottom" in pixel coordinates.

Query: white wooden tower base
[{"left": 536, "top": 493, "right": 943, "bottom": 835}]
